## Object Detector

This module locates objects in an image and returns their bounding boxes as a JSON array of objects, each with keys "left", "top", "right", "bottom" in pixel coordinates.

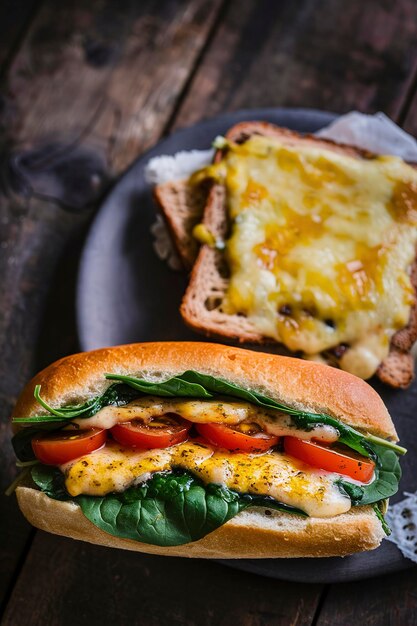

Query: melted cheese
[
  {"left": 196, "top": 136, "right": 417, "bottom": 378},
  {"left": 74, "top": 397, "right": 339, "bottom": 443},
  {"left": 61, "top": 440, "right": 351, "bottom": 518}
]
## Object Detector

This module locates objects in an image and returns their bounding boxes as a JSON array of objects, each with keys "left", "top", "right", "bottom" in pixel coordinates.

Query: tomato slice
[
  {"left": 284, "top": 437, "right": 375, "bottom": 482},
  {"left": 110, "top": 413, "right": 191, "bottom": 449},
  {"left": 32, "top": 428, "right": 107, "bottom": 465},
  {"left": 196, "top": 422, "right": 279, "bottom": 453}
]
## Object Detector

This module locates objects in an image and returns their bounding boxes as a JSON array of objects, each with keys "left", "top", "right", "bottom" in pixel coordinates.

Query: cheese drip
[
  {"left": 61, "top": 440, "right": 351, "bottom": 518},
  {"left": 74, "top": 397, "right": 339, "bottom": 443},
  {"left": 195, "top": 136, "right": 417, "bottom": 379}
]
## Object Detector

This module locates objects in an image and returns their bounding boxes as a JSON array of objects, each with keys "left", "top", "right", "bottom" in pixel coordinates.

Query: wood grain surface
[
  {"left": 1, "top": 0, "right": 417, "bottom": 624},
  {"left": 173, "top": 0, "right": 417, "bottom": 129},
  {"left": 0, "top": 0, "right": 223, "bottom": 614},
  {"left": 316, "top": 567, "right": 417, "bottom": 625},
  {"left": 1, "top": 532, "right": 322, "bottom": 626}
]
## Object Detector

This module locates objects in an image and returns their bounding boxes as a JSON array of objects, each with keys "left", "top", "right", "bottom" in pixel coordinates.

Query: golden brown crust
[
  {"left": 16, "top": 485, "right": 384, "bottom": 558},
  {"left": 376, "top": 253, "right": 417, "bottom": 388},
  {"left": 180, "top": 121, "right": 417, "bottom": 388},
  {"left": 12, "top": 342, "right": 397, "bottom": 440},
  {"left": 224, "top": 121, "right": 375, "bottom": 160}
]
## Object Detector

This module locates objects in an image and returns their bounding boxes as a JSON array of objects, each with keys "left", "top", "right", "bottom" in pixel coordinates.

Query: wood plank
[
  {"left": 1, "top": 531, "right": 322, "bottom": 626},
  {"left": 0, "top": 0, "right": 223, "bottom": 613},
  {"left": 3, "top": 0, "right": 224, "bottom": 172},
  {"left": 0, "top": 0, "right": 40, "bottom": 72},
  {"left": 173, "top": 0, "right": 417, "bottom": 130},
  {"left": 401, "top": 91, "right": 417, "bottom": 137},
  {"left": 316, "top": 567, "right": 417, "bottom": 625}
]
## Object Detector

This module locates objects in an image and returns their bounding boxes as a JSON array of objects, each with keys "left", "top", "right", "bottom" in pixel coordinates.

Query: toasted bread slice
[
  {"left": 157, "top": 122, "right": 417, "bottom": 388},
  {"left": 154, "top": 179, "right": 209, "bottom": 269}
]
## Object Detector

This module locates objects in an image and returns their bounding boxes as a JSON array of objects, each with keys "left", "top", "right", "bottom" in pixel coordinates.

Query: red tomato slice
[
  {"left": 32, "top": 428, "right": 107, "bottom": 465},
  {"left": 110, "top": 413, "right": 191, "bottom": 449},
  {"left": 196, "top": 422, "right": 279, "bottom": 453},
  {"left": 284, "top": 437, "right": 375, "bottom": 482}
]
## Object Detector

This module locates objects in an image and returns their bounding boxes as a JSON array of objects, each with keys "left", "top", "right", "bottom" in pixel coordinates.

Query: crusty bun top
[{"left": 12, "top": 342, "right": 397, "bottom": 440}]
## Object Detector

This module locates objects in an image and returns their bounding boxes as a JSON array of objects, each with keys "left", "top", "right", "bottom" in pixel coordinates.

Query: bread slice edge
[{"left": 16, "top": 485, "right": 385, "bottom": 558}]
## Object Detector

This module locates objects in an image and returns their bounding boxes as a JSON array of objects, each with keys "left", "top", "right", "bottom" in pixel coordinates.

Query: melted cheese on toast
[{"left": 196, "top": 135, "right": 417, "bottom": 378}]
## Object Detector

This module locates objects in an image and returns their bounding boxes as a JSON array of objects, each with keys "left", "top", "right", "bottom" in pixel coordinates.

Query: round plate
[{"left": 77, "top": 108, "right": 415, "bottom": 583}]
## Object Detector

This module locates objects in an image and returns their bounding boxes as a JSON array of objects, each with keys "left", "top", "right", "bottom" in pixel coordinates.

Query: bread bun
[
  {"left": 12, "top": 342, "right": 397, "bottom": 439},
  {"left": 16, "top": 484, "right": 384, "bottom": 558},
  {"left": 13, "top": 342, "right": 396, "bottom": 557}
]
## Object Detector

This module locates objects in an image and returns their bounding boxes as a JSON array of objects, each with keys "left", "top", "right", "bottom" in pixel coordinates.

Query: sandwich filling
[
  {"left": 193, "top": 135, "right": 417, "bottom": 379},
  {"left": 12, "top": 371, "right": 403, "bottom": 546}
]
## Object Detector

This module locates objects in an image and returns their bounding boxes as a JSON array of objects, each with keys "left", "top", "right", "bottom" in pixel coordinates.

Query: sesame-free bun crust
[
  {"left": 13, "top": 342, "right": 395, "bottom": 557},
  {"left": 16, "top": 484, "right": 384, "bottom": 558},
  {"left": 12, "top": 342, "right": 397, "bottom": 440}
]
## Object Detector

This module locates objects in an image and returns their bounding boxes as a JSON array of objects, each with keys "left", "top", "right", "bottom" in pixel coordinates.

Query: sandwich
[
  {"left": 11, "top": 342, "right": 404, "bottom": 558},
  {"left": 154, "top": 122, "right": 417, "bottom": 388}
]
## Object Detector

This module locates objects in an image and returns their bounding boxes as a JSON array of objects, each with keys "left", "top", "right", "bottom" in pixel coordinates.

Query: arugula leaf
[
  {"left": 14, "top": 383, "right": 140, "bottom": 424},
  {"left": 33, "top": 385, "right": 99, "bottom": 418},
  {"left": 337, "top": 442, "right": 401, "bottom": 506},
  {"left": 12, "top": 384, "right": 140, "bottom": 461},
  {"left": 31, "top": 466, "right": 306, "bottom": 547}
]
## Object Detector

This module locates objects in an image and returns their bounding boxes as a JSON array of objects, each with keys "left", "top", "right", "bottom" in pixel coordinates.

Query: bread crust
[
  {"left": 12, "top": 342, "right": 396, "bottom": 440},
  {"left": 16, "top": 485, "right": 384, "bottom": 558},
  {"left": 179, "top": 121, "right": 417, "bottom": 388}
]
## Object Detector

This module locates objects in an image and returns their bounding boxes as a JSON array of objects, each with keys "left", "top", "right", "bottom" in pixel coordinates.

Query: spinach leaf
[
  {"left": 176, "top": 371, "right": 304, "bottom": 413},
  {"left": 337, "top": 442, "right": 401, "bottom": 506},
  {"left": 31, "top": 464, "right": 70, "bottom": 501},
  {"left": 31, "top": 466, "right": 306, "bottom": 547},
  {"left": 373, "top": 503, "right": 391, "bottom": 536},
  {"left": 105, "top": 373, "right": 213, "bottom": 398},
  {"left": 108, "top": 371, "right": 405, "bottom": 457}
]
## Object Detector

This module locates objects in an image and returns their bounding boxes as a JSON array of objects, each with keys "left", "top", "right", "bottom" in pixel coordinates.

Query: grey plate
[{"left": 77, "top": 108, "right": 415, "bottom": 583}]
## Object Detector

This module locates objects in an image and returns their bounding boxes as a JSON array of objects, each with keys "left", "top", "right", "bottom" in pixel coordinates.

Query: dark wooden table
[{"left": 2, "top": 1, "right": 417, "bottom": 624}]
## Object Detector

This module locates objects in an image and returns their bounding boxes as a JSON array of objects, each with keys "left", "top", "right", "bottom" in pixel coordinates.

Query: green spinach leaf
[
  {"left": 337, "top": 442, "right": 401, "bottom": 506},
  {"left": 31, "top": 466, "right": 306, "bottom": 547},
  {"left": 373, "top": 502, "right": 391, "bottom": 536},
  {"left": 107, "top": 371, "right": 405, "bottom": 456},
  {"left": 105, "top": 373, "right": 213, "bottom": 398},
  {"left": 31, "top": 464, "right": 71, "bottom": 501}
]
